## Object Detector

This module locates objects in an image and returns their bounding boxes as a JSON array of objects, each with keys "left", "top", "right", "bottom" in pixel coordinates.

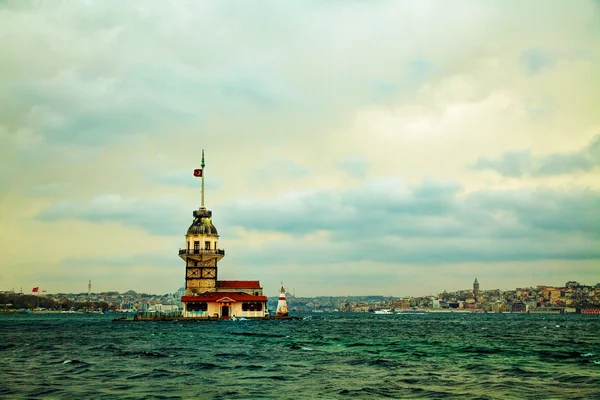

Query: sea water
[{"left": 1, "top": 312, "right": 598, "bottom": 399}]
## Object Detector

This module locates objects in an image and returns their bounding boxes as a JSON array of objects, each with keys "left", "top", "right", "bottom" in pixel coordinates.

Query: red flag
[
  {"left": 193, "top": 169, "right": 203, "bottom": 177},
  {"left": 32, "top": 287, "right": 39, "bottom": 293}
]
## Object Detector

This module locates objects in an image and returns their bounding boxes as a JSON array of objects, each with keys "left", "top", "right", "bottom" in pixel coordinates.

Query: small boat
[{"left": 374, "top": 309, "right": 393, "bottom": 314}]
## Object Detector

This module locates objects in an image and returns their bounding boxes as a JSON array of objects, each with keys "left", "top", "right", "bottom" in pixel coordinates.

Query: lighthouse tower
[
  {"left": 275, "top": 284, "right": 288, "bottom": 317},
  {"left": 178, "top": 151, "right": 269, "bottom": 320},
  {"left": 179, "top": 150, "right": 225, "bottom": 296}
]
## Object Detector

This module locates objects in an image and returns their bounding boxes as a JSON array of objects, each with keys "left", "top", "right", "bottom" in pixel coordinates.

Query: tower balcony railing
[{"left": 179, "top": 249, "right": 225, "bottom": 256}]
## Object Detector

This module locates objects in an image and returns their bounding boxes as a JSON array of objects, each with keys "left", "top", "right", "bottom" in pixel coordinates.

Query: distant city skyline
[
  {"left": 4, "top": 278, "right": 598, "bottom": 299},
  {"left": 1, "top": 2, "right": 599, "bottom": 297}
]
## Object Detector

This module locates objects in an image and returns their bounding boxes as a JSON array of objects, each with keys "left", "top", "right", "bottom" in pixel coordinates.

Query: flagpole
[{"left": 201, "top": 149, "right": 205, "bottom": 208}]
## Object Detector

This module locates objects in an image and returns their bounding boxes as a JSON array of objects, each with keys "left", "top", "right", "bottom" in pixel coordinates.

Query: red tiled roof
[
  {"left": 217, "top": 280, "right": 262, "bottom": 289},
  {"left": 182, "top": 292, "right": 268, "bottom": 302}
]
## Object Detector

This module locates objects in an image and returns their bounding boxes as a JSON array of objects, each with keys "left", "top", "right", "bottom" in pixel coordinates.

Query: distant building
[
  {"left": 548, "top": 288, "right": 561, "bottom": 303},
  {"left": 524, "top": 299, "right": 537, "bottom": 310},
  {"left": 473, "top": 278, "right": 480, "bottom": 302},
  {"left": 394, "top": 300, "right": 411, "bottom": 310},
  {"left": 491, "top": 301, "right": 507, "bottom": 313},
  {"left": 510, "top": 302, "right": 526, "bottom": 313},
  {"left": 580, "top": 308, "right": 600, "bottom": 315}
]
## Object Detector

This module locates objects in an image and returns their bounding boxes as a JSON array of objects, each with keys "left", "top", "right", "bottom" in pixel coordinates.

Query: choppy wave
[{"left": 1, "top": 312, "right": 599, "bottom": 399}]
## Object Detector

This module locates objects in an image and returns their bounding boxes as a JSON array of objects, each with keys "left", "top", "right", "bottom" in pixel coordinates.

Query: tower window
[
  {"left": 205, "top": 241, "right": 210, "bottom": 250},
  {"left": 194, "top": 241, "right": 200, "bottom": 250}
]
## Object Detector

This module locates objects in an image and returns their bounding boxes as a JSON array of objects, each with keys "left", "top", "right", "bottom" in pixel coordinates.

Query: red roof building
[
  {"left": 182, "top": 293, "right": 268, "bottom": 302},
  {"left": 217, "top": 280, "right": 262, "bottom": 289}
]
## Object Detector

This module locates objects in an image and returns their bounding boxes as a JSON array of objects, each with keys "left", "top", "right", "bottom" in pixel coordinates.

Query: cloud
[
  {"left": 1, "top": 3, "right": 296, "bottom": 149},
  {"left": 254, "top": 158, "right": 313, "bottom": 183},
  {"left": 27, "top": 182, "right": 72, "bottom": 196},
  {"left": 218, "top": 177, "right": 600, "bottom": 265},
  {"left": 36, "top": 194, "right": 188, "bottom": 236},
  {"left": 59, "top": 252, "right": 178, "bottom": 270},
  {"left": 6, "top": 65, "right": 293, "bottom": 146},
  {"left": 472, "top": 149, "right": 534, "bottom": 177},
  {"left": 34, "top": 176, "right": 600, "bottom": 269},
  {"left": 34, "top": 251, "right": 184, "bottom": 294},
  {"left": 335, "top": 156, "right": 371, "bottom": 178},
  {"left": 221, "top": 177, "right": 461, "bottom": 237},
  {"left": 2, "top": 1, "right": 599, "bottom": 294},
  {"left": 472, "top": 134, "right": 600, "bottom": 177},
  {"left": 520, "top": 48, "right": 555, "bottom": 75}
]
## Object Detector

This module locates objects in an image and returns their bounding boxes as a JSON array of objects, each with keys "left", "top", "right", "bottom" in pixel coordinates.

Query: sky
[{"left": 1, "top": 1, "right": 599, "bottom": 297}]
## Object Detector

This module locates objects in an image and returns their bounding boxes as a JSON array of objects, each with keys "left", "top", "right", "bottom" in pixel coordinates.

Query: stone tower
[
  {"left": 179, "top": 150, "right": 225, "bottom": 296},
  {"left": 473, "top": 278, "right": 480, "bottom": 302}
]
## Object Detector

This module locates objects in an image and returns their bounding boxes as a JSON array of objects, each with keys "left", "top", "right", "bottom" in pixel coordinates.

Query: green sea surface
[{"left": 1, "top": 312, "right": 598, "bottom": 399}]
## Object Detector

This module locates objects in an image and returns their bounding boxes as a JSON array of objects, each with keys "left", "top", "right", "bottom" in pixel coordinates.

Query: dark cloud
[
  {"left": 220, "top": 177, "right": 463, "bottom": 236},
  {"left": 229, "top": 234, "right": 599, "bottom": 267},
  {"left": 33, "top": 174, "right": 600, "bottom": 268},
  {"left": 472, "top": 134, "right": 600, "bottom": 177},
  {"left": 4, "top": 65, "right": 292, "bottom": 147},
  {"left": 472, "top": 149, "right": 532, "bottom": 177},
  {"left": 37, "top": 194, "right": 189, "bottom": 236},
  {"left": 465, "top": 188, "right": 600, "bottom": 237},
  {"left": 58, "top": 251, "right": 179, "bottom": 270},
  {"left": 520, "top": 48, "right": 555, "bottom": 74},
  {"left": 216, "top": 177, "right": 600, "bottom": 265},
  {"left": 335, "top": 156, "right": 371, "bottom": 178}
]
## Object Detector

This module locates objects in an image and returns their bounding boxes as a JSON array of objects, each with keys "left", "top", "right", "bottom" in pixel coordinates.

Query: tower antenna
[{"left": 201, "top": 149, "right": 205, "bottom": 208}]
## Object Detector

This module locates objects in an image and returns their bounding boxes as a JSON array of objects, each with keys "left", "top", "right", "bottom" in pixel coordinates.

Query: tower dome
[{"left": 187, "top": 210, "right": 218, "bottom": 236}]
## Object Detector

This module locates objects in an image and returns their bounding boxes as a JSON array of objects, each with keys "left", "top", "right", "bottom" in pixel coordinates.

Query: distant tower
[
  {"left": 473, "top": 278, "right": 480, "bottom": 302},
  {"left": 276, "top": 284, "right": 288, "bottom": 317},
  {"left": 180, "top": 150, "right": 224, "bottom": 296},
  {"left": 88, "top": 280, "right": 92, "bottom": 297}
]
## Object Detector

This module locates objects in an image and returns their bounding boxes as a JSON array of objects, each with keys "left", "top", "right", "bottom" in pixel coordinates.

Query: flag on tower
[
  {"left": 193, "top": 169, "right": 203, "bottom": 177},
  {"left": 32, "top": 287, "right": 39, "bottom": 292}
]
